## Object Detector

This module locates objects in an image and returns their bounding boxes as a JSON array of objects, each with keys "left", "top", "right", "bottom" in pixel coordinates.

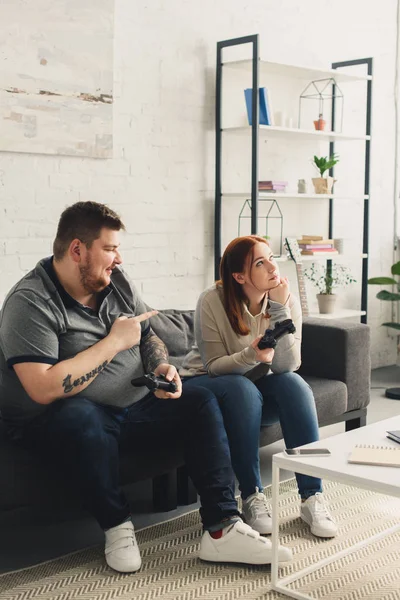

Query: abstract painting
[{"left": 0, "top": 0, "right": 113, "bottom": 158}]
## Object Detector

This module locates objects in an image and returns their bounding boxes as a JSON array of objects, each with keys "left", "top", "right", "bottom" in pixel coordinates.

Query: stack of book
[
  {"left": 297, "top": 235, "right": 339, "bottom": 256},
  {"left": 259, "top": 180, "right": 288, "bottom": 193}
]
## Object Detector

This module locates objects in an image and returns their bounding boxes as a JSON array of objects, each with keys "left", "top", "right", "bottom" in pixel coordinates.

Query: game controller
[
  {"left": 131, "top": 372, "right": 177, "bottom": 393},
  {"left": 258, "top": 318, "right": 296, "bottom": 350}
]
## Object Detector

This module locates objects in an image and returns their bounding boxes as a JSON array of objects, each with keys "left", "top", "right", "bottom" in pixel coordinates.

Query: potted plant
[
  {"left": 312, "top": 153, "right": 339, "bottom": 194},
  {"left": 313, "top": 113, "right": 326, "bottom": 131},
  {"left": 304, "top": 262, "right": 357, "bottom": 314},
  {"left": 368, "top": 261, "right": 400, "bottom": 331},
  {"left": 368, "top": 261, "right": 400, "bottom": 399}
]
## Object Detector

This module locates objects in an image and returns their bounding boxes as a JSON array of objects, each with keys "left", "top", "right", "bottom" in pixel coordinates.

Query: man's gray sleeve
[{"left": 0, "top": 291, "right": 59, "bottom": 367}]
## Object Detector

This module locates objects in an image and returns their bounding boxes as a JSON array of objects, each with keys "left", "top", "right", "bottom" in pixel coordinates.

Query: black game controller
[
  {"left": 131, "top": 373, "right": 177, "bottom": 393},
  {"left": 258, "top": 318, "right": 296, "bottom": 350}
]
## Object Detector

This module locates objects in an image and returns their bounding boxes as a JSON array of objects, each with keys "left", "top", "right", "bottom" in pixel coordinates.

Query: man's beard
[{"left": 79, "top": 255, "right": 109, "bottom": 294}]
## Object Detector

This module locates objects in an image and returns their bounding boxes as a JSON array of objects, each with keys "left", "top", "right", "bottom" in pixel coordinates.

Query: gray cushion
[
  {"left": 302, "top": 375, "right": 348, "bottom": 423},
  {"left": 146, "top": 307, "right": 195, "bottom": 368}
]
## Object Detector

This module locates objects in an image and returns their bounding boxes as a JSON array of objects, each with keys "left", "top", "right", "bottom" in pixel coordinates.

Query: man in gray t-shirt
[{"left": 0, "top": 201, "right": 290, "bottom": 573}]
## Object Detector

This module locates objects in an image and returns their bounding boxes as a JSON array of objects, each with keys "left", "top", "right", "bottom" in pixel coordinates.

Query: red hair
[{"left": 218, "top": 235, "right": 269, "bottom": 335}]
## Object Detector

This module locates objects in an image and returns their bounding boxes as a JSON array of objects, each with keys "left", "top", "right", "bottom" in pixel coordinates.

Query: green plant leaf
[
  {"left": 376, "top": 290, "right": 400, "bottom": 301},
  {"left": 391, "top": 261, "right": 400, "bottom": 275},
  {"left": 382, "top": 322, "right": 400, "bottom": 331},
  {"left": 368, "top": 277, "right": 397, "bottom": 285}
]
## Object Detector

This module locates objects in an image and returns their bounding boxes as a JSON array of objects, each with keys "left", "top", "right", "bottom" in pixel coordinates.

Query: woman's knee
[
  {"left": 215, "top": 375, "right": 263, "bottom": 416},
  {"left": 182, "top": 385, "right": 220, "bottom": 413},
  {"left": 185, "top": 375, "right": 262, "bottom": 407},
  {"left": 273, "top": 372, "right": 315, "bottom": 407},
  {"left": 275, "top": 372, "right": 312, "bottom": 392}
]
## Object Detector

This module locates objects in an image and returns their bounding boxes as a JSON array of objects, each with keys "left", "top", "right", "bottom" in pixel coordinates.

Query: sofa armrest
[{"left": 298, "top": 318, "right": 371, "bottom": 411}]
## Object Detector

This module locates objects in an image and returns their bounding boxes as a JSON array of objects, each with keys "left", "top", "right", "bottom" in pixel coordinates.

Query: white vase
[{"left": 317, "top": 293, "right": 337, "bottom": 314}]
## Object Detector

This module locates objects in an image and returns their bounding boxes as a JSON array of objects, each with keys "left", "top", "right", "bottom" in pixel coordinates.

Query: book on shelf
[
  {"left": 348, "top": 444, "right": 400, "bottom": 467},
  {"left": 259, "top": 181, "right": 288, "bottom": 192},
  {"left": 244, "top": 87, "right": 271, "bottom": 126},
  {"left": 301, "top": 249, "right": 339, "bottom": 256},
  {"left": 259, "top": 187, "right": 287, "bottom": 192},
  {"left": 265, "top": 88, "right": 274, "bottom": 126},
  {"left": 299, "top": 244, "right": 334, "bottom": 250},
  {"left": 259, "top": 180, "right": 288, "bottom": 186},
  {"left": 297, "top": 238, "right": 334, "bottom": 245},
  {"left": 301, "top": 235, "right": 324, "bottom": 241}
]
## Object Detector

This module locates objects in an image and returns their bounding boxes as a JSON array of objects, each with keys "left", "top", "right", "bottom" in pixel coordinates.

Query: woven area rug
[{"left": 1, "top": 479, "right": 400, "bottom": 600}]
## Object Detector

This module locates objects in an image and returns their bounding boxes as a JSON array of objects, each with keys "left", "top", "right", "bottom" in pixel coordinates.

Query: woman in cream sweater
[{"left": 181, "top": 235, "right": 337, "bottom": 539}]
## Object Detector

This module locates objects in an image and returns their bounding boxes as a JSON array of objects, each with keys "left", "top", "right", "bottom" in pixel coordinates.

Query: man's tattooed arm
[
  {"left": 62, "top": 360, "right": 108, "bottom": 394},
  {"left": 140, "top": 330, "right": 169, "bottom": 373}
]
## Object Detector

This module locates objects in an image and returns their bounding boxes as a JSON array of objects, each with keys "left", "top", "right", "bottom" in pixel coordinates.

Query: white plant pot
[{"left": 317, "top": 293, "right": 337, "bottom": 314}]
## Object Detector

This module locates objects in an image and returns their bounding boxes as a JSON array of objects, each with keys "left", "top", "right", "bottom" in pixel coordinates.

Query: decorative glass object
[
  {"left": 298, "top": 78, "right": 344, "bottom": 133},
  {"left": 238, "top": 198, "right": 283, "bottom": 256}
]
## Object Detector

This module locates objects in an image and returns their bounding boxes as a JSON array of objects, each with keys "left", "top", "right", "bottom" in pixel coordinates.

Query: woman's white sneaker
[
  {"left": 242, "top": 488, "right": 273, "bottom": 534},
  {"left": 199, "top": 519, "right": 292, "bottom": 565},
  {"left": 300, "top": 493, "right": 338, "bottom": 538},
  {"left": 105, "top": 520, "right": 142, "bottom": 572}
]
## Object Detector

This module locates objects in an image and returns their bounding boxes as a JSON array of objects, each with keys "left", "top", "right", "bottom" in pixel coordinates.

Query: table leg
[{"left": 271, "top": 459, "right": 280, "bottom": 587}]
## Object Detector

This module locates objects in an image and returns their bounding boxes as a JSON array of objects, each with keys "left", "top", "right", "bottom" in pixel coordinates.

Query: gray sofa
[{"left": 0, "top": 309, "right": 370, "bottom": 518}]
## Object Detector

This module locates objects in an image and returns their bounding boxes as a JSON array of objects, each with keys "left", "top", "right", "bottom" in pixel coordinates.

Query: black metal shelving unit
[{"left": 214, "top": 34, "right": 372, "bottom": 322}]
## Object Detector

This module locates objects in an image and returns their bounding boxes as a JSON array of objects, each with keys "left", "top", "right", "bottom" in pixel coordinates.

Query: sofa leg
[
  {"left": 177, "top": 465, "right": 198, "bottom": 506},
  {"left": 152, "top": 470, "right": 178, "bottom": 512},
  {"left": 345, "top": 414, "right": 367, "bottom": 432}
]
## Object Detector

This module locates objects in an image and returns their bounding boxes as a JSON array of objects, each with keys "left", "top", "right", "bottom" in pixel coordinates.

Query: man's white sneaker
[
  {"left": 105, "top": 520, "right": 142, "bottom": 572},
  {"left": 242, "top": 488, "right": 273, "bottom": 535},
  {"left": 199, "top": 519, "right": 292, "bottom": 565},
  {"left": 300, "top": 493, "right": 338, "bottom": 538}
]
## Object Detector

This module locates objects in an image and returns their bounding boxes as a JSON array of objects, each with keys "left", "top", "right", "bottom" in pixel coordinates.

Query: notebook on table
[{"left": 348, "top": 444, "right": 400, "bottom": 467}]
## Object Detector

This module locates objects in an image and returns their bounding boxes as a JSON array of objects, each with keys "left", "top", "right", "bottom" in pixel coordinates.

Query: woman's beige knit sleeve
[{"left": 195, "top": 289, "right": 259, "bottom": 376}]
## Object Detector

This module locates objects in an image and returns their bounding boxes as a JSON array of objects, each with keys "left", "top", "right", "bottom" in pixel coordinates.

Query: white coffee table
[{"left": 271, "top": 415, "right": 400, "bottom": 600}]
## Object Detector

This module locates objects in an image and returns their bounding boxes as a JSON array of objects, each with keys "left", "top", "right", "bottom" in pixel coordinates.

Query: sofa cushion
[
  {"left": 302, "top": 375, "right": 348, "bottom": 422},
  {"left": 146, "top": 308, "right": 195, "bottom": 368}
]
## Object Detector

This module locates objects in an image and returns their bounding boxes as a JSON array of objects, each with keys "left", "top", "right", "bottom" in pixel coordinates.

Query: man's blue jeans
[
  {"left": 20, "top": 388, "right": 239, "bottom": 530},
  {"left": 183, "top": 372, "right": 322, "bottom": 500}
]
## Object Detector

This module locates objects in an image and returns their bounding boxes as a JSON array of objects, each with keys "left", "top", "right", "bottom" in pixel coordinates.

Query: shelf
[
  {"left": 223, "top": 192, "right": 369, "bottom": 200},
  {"left": 276, "top": 254, "right": 368, "bottom": 263},
  {"left": 222, "top": 59, "right": 372, "bottom": 83},
  {"left": 308, "top": 309, "right": 367, "bottom": 320},
  {"left": 222, "top": 125, "right": 370, "bottom": 142},
  {"left": 215, "top": 39, "right": 371, "bottom": 322}
]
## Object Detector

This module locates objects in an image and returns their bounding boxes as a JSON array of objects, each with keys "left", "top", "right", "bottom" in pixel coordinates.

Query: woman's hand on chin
[
  {"left": 251, "top": 336, "right": 275, "bottom": 364},
  {"left": 268, "top": 276, "right": 290, "bottom": 305}
]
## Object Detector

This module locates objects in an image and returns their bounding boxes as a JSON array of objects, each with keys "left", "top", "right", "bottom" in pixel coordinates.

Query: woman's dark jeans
[{"left": 183, "top": 372, "right": 322, "bottom": 500}]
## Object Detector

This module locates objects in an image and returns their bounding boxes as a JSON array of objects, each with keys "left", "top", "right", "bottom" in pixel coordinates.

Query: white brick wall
[{"left": 0, "top": 0, "right": 398, "bottom": 367}]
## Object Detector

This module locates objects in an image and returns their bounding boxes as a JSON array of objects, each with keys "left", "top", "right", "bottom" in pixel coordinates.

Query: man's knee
[{"left": 49, "top": 397, "right": 110, "bottom": 443}]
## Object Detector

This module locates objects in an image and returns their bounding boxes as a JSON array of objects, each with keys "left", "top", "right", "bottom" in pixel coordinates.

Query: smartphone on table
[{"left": 284, "top": 448, "right": 331, "bottom": 457}]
